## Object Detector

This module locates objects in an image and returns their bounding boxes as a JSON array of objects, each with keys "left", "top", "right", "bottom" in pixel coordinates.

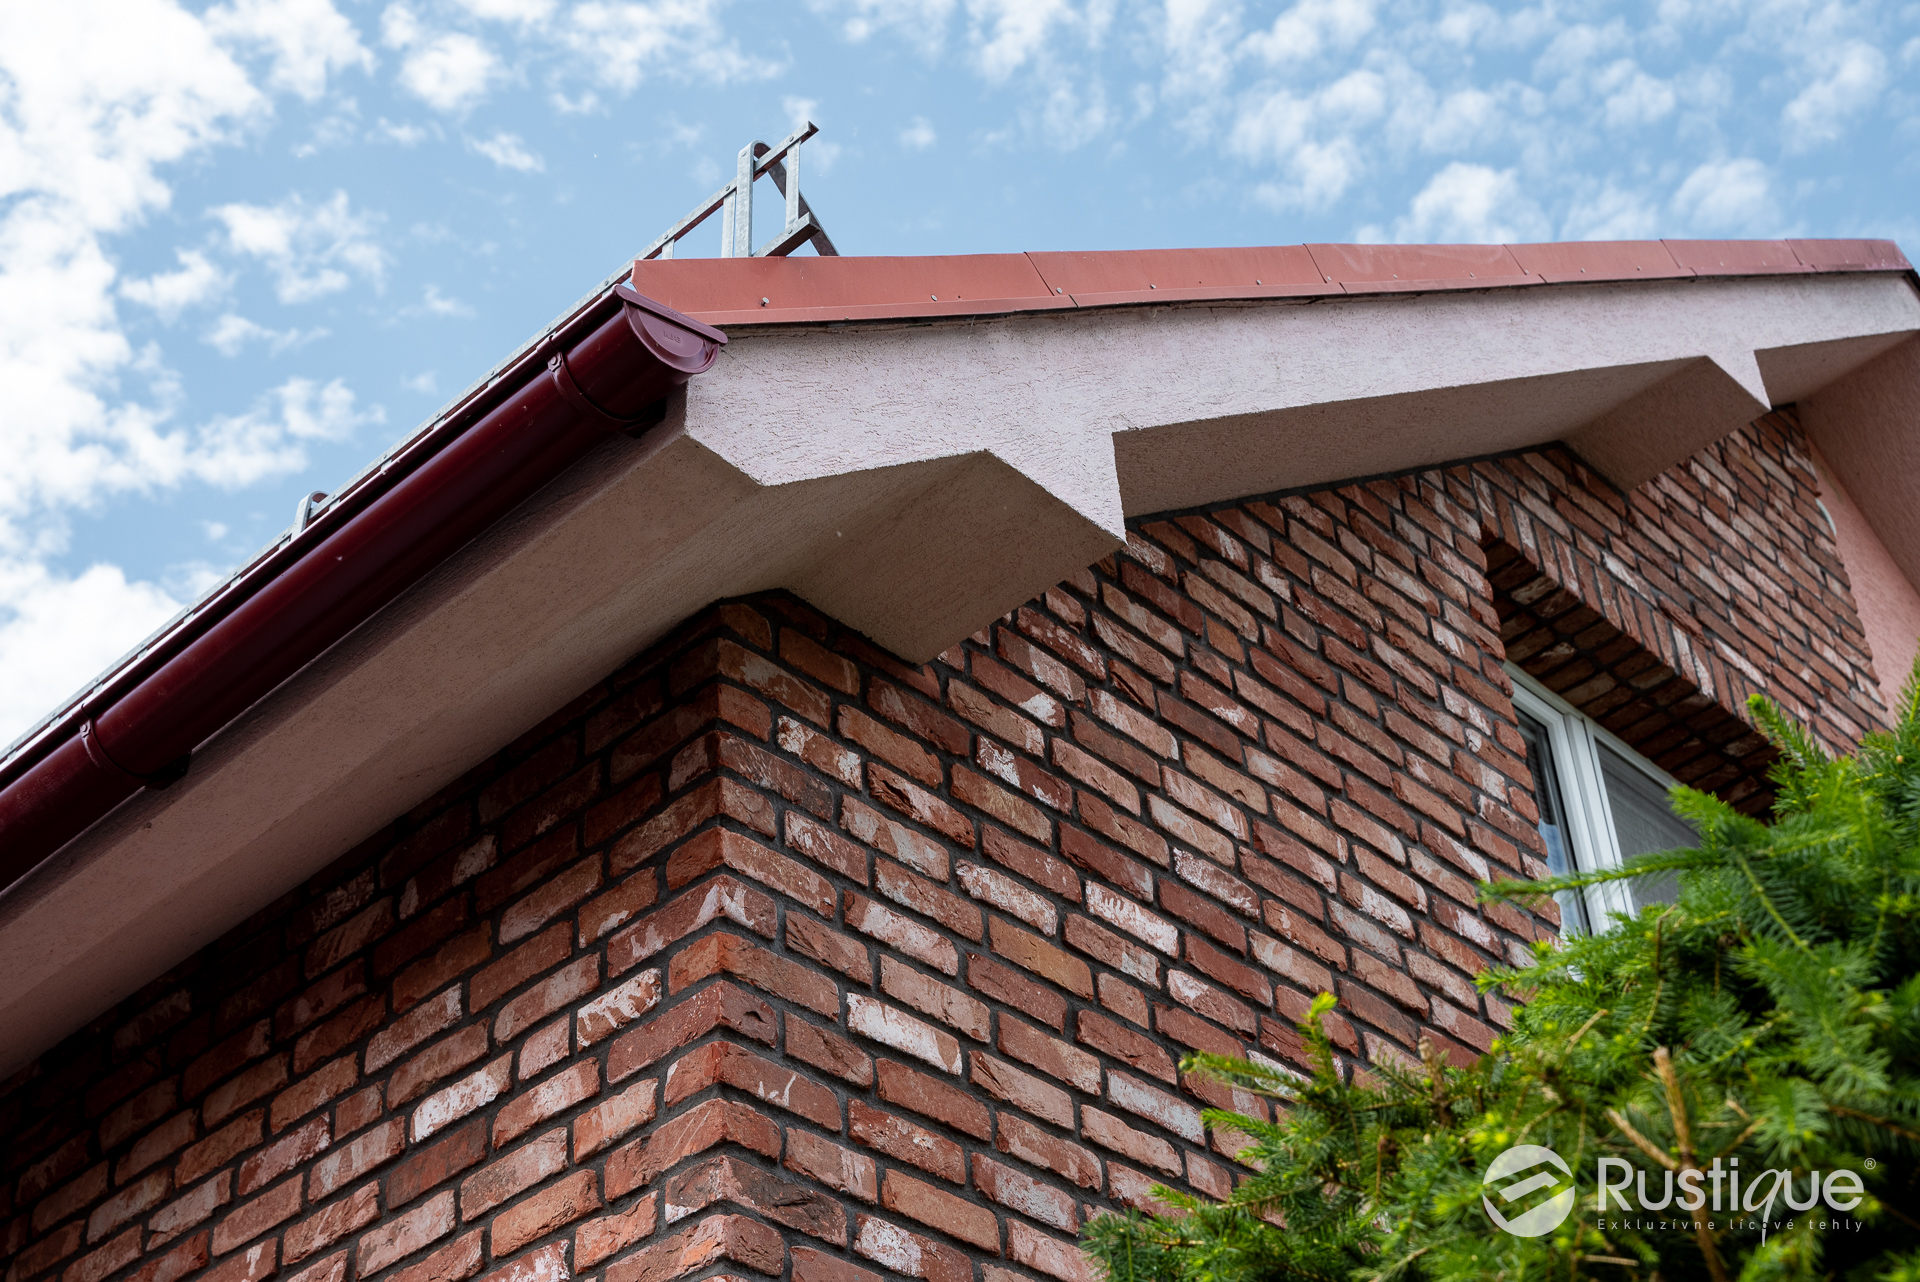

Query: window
[{"left": 1508, "top": 666, "right": 1695, "bottom": 935}]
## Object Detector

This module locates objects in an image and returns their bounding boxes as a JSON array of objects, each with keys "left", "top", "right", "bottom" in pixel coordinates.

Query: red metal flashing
[
  {"left": 1662, "top": 239, "right": 1811, "bottom": 275},
  {"left": 628, "top": 253, "right": 1072, "bottom": 325},
  {"left": 1505, "top": 240, "right": 1693, "bottom": 284},
  {"left": 0, "top": 286, "right": 726, "bottom": 890},
  {"left": 1026, "top": 245, "right": 1326, "bottom": 307},
  {"left": 636, "top": 238, "right": 1912, "bottom": 328},
  {"left": 1305, "top": 241, "right": 1533, "bottom": 292}
]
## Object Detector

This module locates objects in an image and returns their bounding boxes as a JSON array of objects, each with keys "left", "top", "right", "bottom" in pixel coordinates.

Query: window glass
[
  {"left": 1596, "top": 743, "right": 1692, "bottom": 910},
  {"left": 1516, "top": 711, "right": 1591, "bottom": 935}
]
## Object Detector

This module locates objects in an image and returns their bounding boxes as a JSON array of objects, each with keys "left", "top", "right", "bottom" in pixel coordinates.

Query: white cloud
[
  {"left": 403, "top": 370, "right": 439, "bottom": 394},
  {"left": 193, "top": 376, "right": 380, "bottom": 488},
  {"left": 966, "top": 0, "right": 1072, "bottom": 80},
  {"left": 1781, "top": 40, "right": 1885, "bottom": 151},
  {"left": 454, "top": 0, "right": 557, "bottom": 23},
  {"left": 121, "top": 250, "right": 230, "bottom": 321},
  {"left": 562, "top": 0, "right": 778, "bottom": 91},
  {"left": 471, "top": 131, "right": 545, "bottom": 170},
  {"left": 1388, "top": 162, "right": 1550, "bottom": 243},
  {"left": 203, "top": 313, "right": 329, "bottom": 356},
  {"left": 822, "top": 0, "right": 956, "bottom": 50},
  {"left": 0, "top": 561, "right": 184, "bottom": 748},
  {"left": 383, "top": 5, "right": 501, "bottom": 111},
  {"left": 1671, "top": 157, "right": 1773, "bottom": 233},
  {"left": 1244, "top": 0, "right": 1375, "bottom": 65},
  {"left": 211, "top": 190, "right": 386, "bottom": 303},
  {"left": 403, "top": 285, "right": 475, "bottom": 317},
  {"left": 899, "top": 115, "right": 938, "bottom": 149},
  {"left": 204, "top": 0, "right": 375, "bottom": 99}
]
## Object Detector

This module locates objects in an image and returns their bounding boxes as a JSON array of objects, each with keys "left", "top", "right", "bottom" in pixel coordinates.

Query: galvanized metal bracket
[{"left": 640, "top": 122, "right": 838, "bottom": 262}]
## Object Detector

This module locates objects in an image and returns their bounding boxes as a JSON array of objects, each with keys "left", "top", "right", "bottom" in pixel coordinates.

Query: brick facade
[{"left": 0, "top": 416, "right": 1885, "bottom": 1282}]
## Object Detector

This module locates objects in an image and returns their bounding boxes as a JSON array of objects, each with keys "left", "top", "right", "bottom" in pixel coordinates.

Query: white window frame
[{"left": 1507, "top": 664, "right": 1684, "bottom": 933}]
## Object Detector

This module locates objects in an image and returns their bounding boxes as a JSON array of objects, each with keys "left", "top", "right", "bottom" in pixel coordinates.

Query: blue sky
[{"left": 2, "top": 0, "right": 1917, "bottom": 747}]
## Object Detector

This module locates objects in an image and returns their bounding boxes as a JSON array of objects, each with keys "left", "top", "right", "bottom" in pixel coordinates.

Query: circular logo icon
[{"left": 1482, "top": 1144, "right": 1576, "bottom": 1237}]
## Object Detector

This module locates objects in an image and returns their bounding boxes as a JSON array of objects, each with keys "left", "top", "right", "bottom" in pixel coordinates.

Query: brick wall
[{"left": 0, "top": 419, "right": 1885, "bottom": 1282}]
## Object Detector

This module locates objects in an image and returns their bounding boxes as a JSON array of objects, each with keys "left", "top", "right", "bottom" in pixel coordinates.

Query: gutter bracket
[
  {"left": 80, "top": 720, "right": 189, "bottom": 791},
  {"left": 546, "top": 348, "right": 666, "bottom": 437}
]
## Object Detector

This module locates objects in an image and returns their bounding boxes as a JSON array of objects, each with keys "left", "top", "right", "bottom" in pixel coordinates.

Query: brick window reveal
[{"left": 0, "top": 414, "right": 1885, "bottom": 1282}]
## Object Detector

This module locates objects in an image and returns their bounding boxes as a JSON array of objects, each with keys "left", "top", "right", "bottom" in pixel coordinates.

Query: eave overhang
[{"left": 0, "top": 238, "right": 1915, "bottom": 1074}]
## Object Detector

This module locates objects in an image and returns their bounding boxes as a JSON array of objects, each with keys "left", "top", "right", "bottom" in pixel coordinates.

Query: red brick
[
  {"left": 576, "top": 1194, "right": 657, "bottom": 1269},
  {"left": 283, "top": 1181, "right": 378, "bottom": 1264},
  {"left": 610, "top": 777, "right": 777, "bottom": 874},
  {"left": 787, "top": 915, "right": 870, "bottom": 983},
  {"left": 1063, "top": 914, "right": 1161, "bottom": 987},
  {"left": 492, "top": 1169, "right": 600, "bottom": 1257},
  {"left": 882, "top": 1172, "right": 999, "bottom": 1252},
  {"left": 474, "top": 1241, "right": 570, "bottom": 1282},
  {"left": 388, "top": 1025, "right": 488, "bottom": 1108},
  {"left": 394, "top": 926, "right": 494, "bottom": 1014},
  {"left": 496, "top": 953, "right": 600, "bottom": 1042},
  {"left": 390, "top": 1230, "right": 485, "bottom": 1282},
  {"left": 873, "top": 863, "right": 981, "bottom": 946},
  {"left": 1007, "top": 1219, "right": 1096, "bottom": 1282},
  {"left": 782, "top": 812, "right": 870, "bottom": 889},
  {"left": 388, "top": 1121, "right": 487, "bottom": 1206},
  {"left": 845, "top": 894, "right": 959, "bottom": 975},
  {"left": 970, "top": 1055, "right": 1072, "bottom": 1129},
  {"left": 606, "top": 981, "right": 776, "bottom": 1082},
  {"left": 998, "top": 1018, "right": 1098, "bottom": 1094},
  {"left": 868, "top": 764, "right": 975, "bottom": 847},
  {"left": 494, "top": 1061, "right": 599, "bottom": 1147},
  {"left": 237, "top": 1115, "right": 329, "bottom": 1196},
  {"left": 970, "top": 654, "right": 1065, "bottom": 730},
  {"left": 1080, "top": 1107, "right": 1178, "bottom": 1175},
  {"left": 294, "top": 994, "right": 386, "bottom": 1076},
  {"left": 853, "top": 1216, "right": 971, "bottom": 1282},
  {"left": 665, "top": 1154, "right": 846, "bottom": 1243},
  {"left": 147, "top": 1172, "right": 232, "bottom": 1244},
  {"left": 965, "top": 953, "right": 1066, "bottom": 1031},
  {"left": 842, "top": 797, "right": 949, "bottom": 879},
  {"left": 972, "top": 1155, "right": 1076, "bottom": 1232},
  {"left": 572, "top": 1079, "right": 658, "bottom": 1159},
  {"left": 665, "top": 828, "right": 834, "bottom": 919},
  {"left": 665, "top": 1041, "right": 840, "bottom": 1128},
  {"left": 1075, "top": 1011, "right": 1175, "bottom": 1083},
  {"left": 460, "top": 1130, "right": 567, "bottom": 1220},
  {"left": 671, "top": 932, "right": 839, "bottom": 1016},
  {"left": 989, "top": 918, "right": 1092, "bottom": 998},
  {"left": 126, "top": 1231, "right": 208, "bottom": 1282},
  {"left": 1075, "top": 792, "right": 1170, "bottom": 866},
  {"left": 367, "top": 987, "right": 463, "bottom": 1073},
  {"left": 308, "top": 1119, "right": 404, "bottom": 1199},
  {"left": 879, "top": 956, "right": 987, "bottom": 1040},
  {"left": 849, "top": 1100, "right": 964, "bottom": 1183},
  {"left": 63, "top": 1226, "right": 140, "bottom": 1282},
  {"left": 605, "top": 1213, "right": 784, "bottom": 1282},
  {"left": 995, "top": 1112, "right": 1100, "bottom": 1189},
  {"left": 785, "top": 1012, "right": 873, "bottom": 1086},
  {"left": 840, "top": 707, "right": 940, "bottom": 784},
  {"left": 357, "top": 1191, "right": 456, "bottom": 1275},
  {"left": 470, "top": 924, "right": 570, "bottom": 1014},
  {"left": 604, "top": 1099, "right": 780, "bottom": 1198},
  {"left": 794, "top": 1245, "right": 882, "bottom": 1282},
  {"left": 952, "top": 764, "right": 1051, "bottom": 842},
  {"left": 410, "top": 1056, "right": 511, "bottom": 1142},
  {"left": 874, "top": 1059, "right": 990, "bottom": 1140},
  {"left": 211, "top": 1176, "right": 301, "bottom": 1255},
  {"left": 606, "top": 875, "right": 775, "bottom": 975},
  {"left": 785, "top": 1132, "right": 878, "bottom": 1204},
  {"left": 577, "top": 971, "right": 662, "bottom": 1046},
  {"left": 671, "top": 731, "right": 834, "bottom": 819},
  {"left": 203, "top": 1052, "right": 288, "bottom": 1128},
  {"left": 202, "top": 1242, "right": 277, "bottom": 1282}
]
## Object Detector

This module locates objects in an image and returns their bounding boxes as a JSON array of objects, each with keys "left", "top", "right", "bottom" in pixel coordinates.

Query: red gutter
[{"left": 0, "top": 283, "right": 725, "bottom": 890}]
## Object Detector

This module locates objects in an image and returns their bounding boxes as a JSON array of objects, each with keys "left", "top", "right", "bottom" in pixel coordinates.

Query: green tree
[{"left": 1082, "top": 679, "right": 1920, "bottom": 1282}]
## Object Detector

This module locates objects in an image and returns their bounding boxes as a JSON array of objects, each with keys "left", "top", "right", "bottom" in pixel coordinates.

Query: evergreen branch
[
  {"left": 1605, "top": 1108, "right": 1677, "bottom": 1170},
  {"left": 1829, "top": 1104, "right": 1920, "bottom": 1144}
]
